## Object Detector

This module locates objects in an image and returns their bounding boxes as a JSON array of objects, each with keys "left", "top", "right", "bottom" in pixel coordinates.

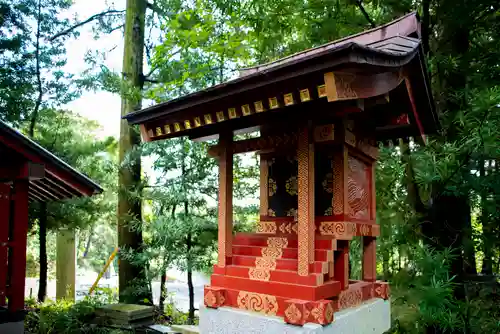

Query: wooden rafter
[
  {"left": 30, "top": 181, "right": 62, "bottom": 201},
  {"left": 42, "top": 176, "right": 81, "bottom": 198}
]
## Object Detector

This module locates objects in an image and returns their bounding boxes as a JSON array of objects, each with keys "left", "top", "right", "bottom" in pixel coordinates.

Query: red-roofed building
[{"left": 0, "top": 120, "right": 102, "bottom": 333}]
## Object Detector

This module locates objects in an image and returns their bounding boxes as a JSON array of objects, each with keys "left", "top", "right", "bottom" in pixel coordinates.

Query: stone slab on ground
[
  {"left": 171, "top": 324, "right": 201, "bottom": 334},
  {"left": 0, "top": 321, "right": 24, "bottom": 334},
  {"left": 199, "top": 299, "right": 390, "bottom": 334},
  {"left": 96, "top": 303, "right": 154, "bottom": 321}
]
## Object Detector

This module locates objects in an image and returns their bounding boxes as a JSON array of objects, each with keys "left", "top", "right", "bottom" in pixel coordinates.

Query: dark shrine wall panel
[
  {"left": 264, "top": 149, "right": 335, "bottom": 218},
  {"left": 315, "top": 149, "right": 334, "bottom": 216},
  {"left": 267, "top": 155, "right": 298, "bottom": 217}
]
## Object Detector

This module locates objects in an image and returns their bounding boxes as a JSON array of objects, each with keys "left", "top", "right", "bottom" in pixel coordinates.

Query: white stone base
[{"left": 199, "top": 299, "right": 390, "bottom": 334}]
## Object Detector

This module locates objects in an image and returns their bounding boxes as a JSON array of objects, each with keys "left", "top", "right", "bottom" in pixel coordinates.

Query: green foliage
[
  {"left": 24, "top": 297, "right": 111, "bottom": 334},
  {"left": 7, "top": 0, "right": 498, "bottom": 332},
  {"left": 154, "top": 295, "right": 199, "bottom": 326},
  {"left": 30, "top": 108, "right": 117, "bottom": 228},
  {"left": 0, "top": 0, "right": 80, "bottom": 129}
]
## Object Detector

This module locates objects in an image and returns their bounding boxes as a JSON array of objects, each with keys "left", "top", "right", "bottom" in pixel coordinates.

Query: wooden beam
[
  {"left": 208, "top": 133, "right": 298, "bottom": 157},
  {"left": 43, "top": 176, "right": 81, "bottom": 198},
  {"left": 334, "top": 240, "right": 350, "bottom": 290},
  {"left": 37, "top": 178, "right": 73, "bottom": 199},
  {"left": 362, "top": 237, "right": 377, "bottom": 282},
  {"left": 259, "top": 157, "right": 269, "bottom": 216},
  {"left": 217, "top": 132, "right": 233, "bottom": 267},
  {"left": 9, "top": 180, "right": 29, "bottom": 312},
  {"left": 45, "top": 169, "right": 93, "bottom": 197},
  {"left": 0, "top": 133, "right": 98, "bottom": 196},
  {"left": 297, "top": 125, "right": 315, "bottom": 276},
  {"left": 28, "top": 191, "right": 44, "bottom": 202},
  {"left": 30, "top": 181, "right": 63, "bottom": 201},
  {"left": 0, "top": 162, "right": 45, "bottom": 182},
  {"left": 404, "top": 77, "right": 427, "bottom": 144},
  {"left": 29, "top": 186, "right": 50, "bottom": 202},
  {"left": 324, "top": 70, "right": 403, "bottom": 102},
  {"left": 0, "top": 184, "right": 10, "bottom": 306},
  {"left": 139, "top": 124, "right": 152, "bottom": 142}
]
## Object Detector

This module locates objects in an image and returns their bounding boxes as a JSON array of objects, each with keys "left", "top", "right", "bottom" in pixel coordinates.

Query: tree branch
[
  {"left": 356, "top": 1, "right": 375, "bottom": 28},
  {"left": 49, "top": 9, "right": 126, "bottom": 41}
]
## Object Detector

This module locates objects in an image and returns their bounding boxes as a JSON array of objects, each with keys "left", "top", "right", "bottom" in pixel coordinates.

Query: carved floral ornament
[
  {"left": 339, "top": 288, "right": 363, "bottom": 310},
  {"left": 285, "top": 176, "right": 298, "bottom": 196},
  {"left": 237, "top": 291, "right": 278, "bottom": 316},
  {"left": 257, "top": 221, "right": 277, "bottom": 234},
  {"left": 279, "top": 222, "right": 298, "bottom": 234},
  {"left": 285, "top": 303, "right": 302, "bottom": 323},
  {"left": 268, "top": 178, "right": 277, "bottom": 197},
  {"left": 248, "top": 268, "right": 271, "bottom": 281},
  {"left": 204, "top": 290, "right": 217, "bottom": 307},
  {"left": 310, "top": 303, "right": 324, "bottom": 321},
  {"left": 319, "top": 221, "right": 356, "bottom": 238}
]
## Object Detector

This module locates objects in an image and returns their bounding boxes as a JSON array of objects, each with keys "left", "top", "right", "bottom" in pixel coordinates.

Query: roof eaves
[
  {"left": 124, "top": 42, "right": 420, "bottom": 125},
  {"left": 0, "top": 121, "right": 103, "bottom": 195}
]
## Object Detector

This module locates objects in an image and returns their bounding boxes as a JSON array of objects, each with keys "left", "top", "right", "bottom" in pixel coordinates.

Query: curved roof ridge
[{"left": 239, "top": 11, "right": 419, "bottom": 77}]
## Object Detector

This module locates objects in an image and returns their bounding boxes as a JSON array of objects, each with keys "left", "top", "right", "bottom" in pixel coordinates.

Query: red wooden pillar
[
  {"left": 332, "top": 138, "right": 350, "bottom": 290},
  {"left": 217, "top": 132, "right": 233, "bottom": 267},
  {"left": 363, "top": 162, "right": 377, "bottom": 281},
  {"left": 297, "top": 126, "right": 315, "bottom": 276},
  {"left": 8, "top": 180, "right": 29, "bottom": 312},
  {"left": 259, "top": 157, "right": 268, "bottom": 216},
  {"left": 362, "top": 237, "right": 376, "bottom": 281},
  {"left": 334, "top": 240, "right": 349, "bottom": 290},
  {"left": 0, "top": 184, "right": 10, "bottom": 306}
]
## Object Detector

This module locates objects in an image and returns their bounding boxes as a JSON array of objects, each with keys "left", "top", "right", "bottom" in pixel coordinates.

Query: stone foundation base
[
  {"left": 0, "top": 321, "right": 24, "bottom": 334},
  {"left": 199, "top": 299, "right": 390, "bottom": 334}
]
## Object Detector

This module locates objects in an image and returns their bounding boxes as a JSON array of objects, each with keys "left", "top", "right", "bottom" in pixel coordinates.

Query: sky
[{"left": 62, "top": 0, "right": 126, "bottom": 139}]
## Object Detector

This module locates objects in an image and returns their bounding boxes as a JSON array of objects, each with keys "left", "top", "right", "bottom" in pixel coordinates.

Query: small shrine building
[
  {"left": 125, "top": 12, "right": 437, "bottom": 333},
  {"left": 0, "top": 120, "right": 102, "bottom": 333}
]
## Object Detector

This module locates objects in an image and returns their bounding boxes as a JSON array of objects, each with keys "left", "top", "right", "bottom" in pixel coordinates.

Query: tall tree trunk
[
  {"left": 38, "top": 202, "right": 47, "bottom": 303},
  {"left": 421, "top": 0, "right": 431, "bottom": 56},
  {"left": 181, "top": 147, "right": 195, "bottom": 324},
  {"left": 83, "top": 226, "right": 93, "bottom": 258},
  {"left": 118, "top": 0, "right": 148, "bottom": 303},
  {"left": 159, "top": 203, "right": 176, "bottom": 310},
  {"left": 159, "top": 270, "right": 167, "bottom": 312},
  {"left": 186, "top": 230, "right": 195, "bottom": 324},
  {"left": 423, "top": 7, "right": 472, "bottom": 300}
]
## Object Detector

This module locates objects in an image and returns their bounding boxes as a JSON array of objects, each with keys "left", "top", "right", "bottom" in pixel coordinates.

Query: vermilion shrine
[
  {"left": 126, "top": 12, "right": 437, "bottom": 333},
  {"left": 0, "top": 121, "right": 102, "bottom": 333}
]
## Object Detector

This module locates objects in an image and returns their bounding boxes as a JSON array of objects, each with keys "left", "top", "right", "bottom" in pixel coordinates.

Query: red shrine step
[
  {"left": 211, "top": 273, "right": 342, "bottom": 301},
  {"left": 233, "top": 233, "right": 337, "bottom": 250},
  {"left": 232, "top": 245, "right": 334, "bottom": 262},
  {"left": 213, "top": 265, "right": 325, "bottom": 286},
  {"left": 232, "top": 255, "right": 329, "bottom": 274}
]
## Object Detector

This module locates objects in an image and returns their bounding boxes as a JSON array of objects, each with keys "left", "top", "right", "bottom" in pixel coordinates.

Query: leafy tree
[{"left": 29, "top": 108, "right": 117, "bottom": 302}]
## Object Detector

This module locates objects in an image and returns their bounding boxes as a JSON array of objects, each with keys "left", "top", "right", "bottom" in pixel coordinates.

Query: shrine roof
[
  {"left": 0, "top": 120, "right": 103, "bottom": 202},
  {"left": 124, "top": 12, "right": 437, "bottom": 142},
  {"left": 238, "top": 12, "right": 421, "bottom": 76}
]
